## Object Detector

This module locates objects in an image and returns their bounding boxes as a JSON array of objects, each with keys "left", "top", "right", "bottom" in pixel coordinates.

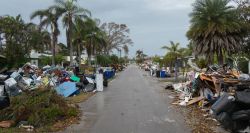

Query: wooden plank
[{"left": 187, "top": 97, "right": 204, "bottom": 106}]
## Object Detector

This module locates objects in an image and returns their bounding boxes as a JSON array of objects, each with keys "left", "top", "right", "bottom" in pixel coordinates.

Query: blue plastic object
[
  {"left": 104, "top": 70, "right": 115, "bottom": 79},
  {"left": 160, "top": 71, "right": 166, "bottom": 78},
  {"left": 56, "top": 82, "right": 77, "bottom": 97}
]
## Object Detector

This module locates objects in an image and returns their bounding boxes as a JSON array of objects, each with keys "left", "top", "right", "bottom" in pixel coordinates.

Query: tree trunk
[
  {"left": 68, "top": 15, "right": 73, "bottom": 66},
  {"left": 77, "top": 42, "right": 81, "bottom": 67},
  {"left": 88, "top": 54, "right": 91, "bottom": 66},
  {"left": 51, "top": 25, "right": 55, "bottom": 66},
  {"left": 217, "top": 50, "right": 224, "bottom": 66}
]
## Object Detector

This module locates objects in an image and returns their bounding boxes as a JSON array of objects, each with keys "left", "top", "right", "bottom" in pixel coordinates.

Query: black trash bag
[
  {"left": 0, "top": 96, "right": 10, "bottom": 110},
  {"left": 232, "top": 120, "right": 250, "bottom": 132},
  {"left": 76, "top": 82, "right": 84, "bottom": 91},
  {"left": 216, "top": 112, "right": 234, "bottom": 130},
  {"left": 165, "top": 84, "right": 173, "bottom": 90},
  {"left": 211, "top": 93, "right": 235, "bottom": 115},
  {"left": 236, "top": 91, "right": 250, "bottom": 106},
  {"left": 0, "top": 86, "right": 10, "bottom": 110},
  {"left": 103, "top": 79, "right": 108, "bottom": 87},
  {"left": 232, "top": 110, "right": 250, "bottom": 121},
  {"left": 236, "top": 84, "right": 250, "bottom": 91},
  {"left": 156, "top": 71, "right": 160, "bottom": 78}
]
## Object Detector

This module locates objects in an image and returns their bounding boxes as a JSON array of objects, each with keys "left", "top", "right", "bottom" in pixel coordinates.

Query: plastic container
[
  {"left": 96, "top": 74, "right": 103, "bottom": 92},
  {"left": 70, "top": 75, "right": 80, "bottom": 82},
  {"left": 160, "top": 70, "right": 166, "bottom": 78}
]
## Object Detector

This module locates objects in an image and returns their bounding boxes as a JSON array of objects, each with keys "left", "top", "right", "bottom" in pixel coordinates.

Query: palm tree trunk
[
  {"left": 51, "top": 25, "right": 55, "bottom": 66},
  {"left": 88, "top": 53, "right": 92, "bottom": 66},
  {"left": 68, "top": 15, "right": 74, "bottom": 66},
  {"left": 77, "top": 42, "right": 81, "bottom": 66},
  {"left": 217, "top": 50, "right": 224, "bottom": 65}
]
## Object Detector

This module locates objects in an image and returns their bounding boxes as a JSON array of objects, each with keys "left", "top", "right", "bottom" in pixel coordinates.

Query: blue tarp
[{"left": 56, "top": 82, "right": 77, "bottom": 97}]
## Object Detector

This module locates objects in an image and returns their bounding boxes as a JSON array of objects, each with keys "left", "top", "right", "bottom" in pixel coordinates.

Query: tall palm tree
[
  {"left": 187, "top": 0, "right": 244, "bottom": 65},
  {"left": 162, "top": 41, "right": 181, "bottom": 59},
  {"left": 31, "top": 8, "right": 61, "bottom": 66},
  {"left": 136, "top": 50, "right": 145, "bottom": 64},
  {"left": 162, "top": 41, "right": 182, "bottom": 71},
  {"left": 123, "top": 45, "right": 129, "bottom": 56},
  {"left": 52, "top": 0, "right": 90, "bottom": 65},
  {"left": 82, "top": 18, "right": 105, "bottom": 66},
  {"left": 27, "top": 24, "right": 51, "bottom": 53}
]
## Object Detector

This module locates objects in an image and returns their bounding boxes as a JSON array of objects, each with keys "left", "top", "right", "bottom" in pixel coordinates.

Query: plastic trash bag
[
  {"left": 4, "top": 78, "right": 17, "bottom": 88},
  {"left": 235, "top": 90, "right": 250, "bottom": 105},
  {"left": 232, "top": 109, "right": 250, "bottom": 121},
  {"left": 238, "top": 74, "right": 250, "bottom": 81},
  {"left": 211, "top": 93, "right": 235, "bottom": 115},
  {"left": 216, "top": 112, "right": 234, "bottom": 130}
]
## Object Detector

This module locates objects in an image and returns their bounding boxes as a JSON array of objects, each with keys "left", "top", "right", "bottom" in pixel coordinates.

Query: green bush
[
  {"left": 0, "top": 89, "right": 79, "bottom": 128},
  {"left": 238, "top": 60, "right": 248, "bottom": 73},
  {"left": 67, "top": 107, "right": 78, "bottom": 117},
  {"left": 97, "top": 55, "right": 112, "bottom": 66},
  {"left": 196, "top": 58, "right": 208, "bottom": 69},
  {"left": 39, "top": 54, "right": 65, "bottom": 66},
  {"left": 110, "top": 54, "right": 119, "bottom": 64}
]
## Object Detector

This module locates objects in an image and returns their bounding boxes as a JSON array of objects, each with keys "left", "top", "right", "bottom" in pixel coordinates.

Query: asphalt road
[{"left": 62, "top": 65, "right": 190, "bottom": 133}]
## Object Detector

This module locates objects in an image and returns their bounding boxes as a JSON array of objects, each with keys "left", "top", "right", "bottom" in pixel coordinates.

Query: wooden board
[{"left": 187, "top": 97, "right": 204, "bottom": 106}]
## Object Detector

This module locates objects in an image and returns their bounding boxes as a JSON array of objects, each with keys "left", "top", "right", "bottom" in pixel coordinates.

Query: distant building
[{"left": 30, "top": 50, "right": 52, "bottom": 66}]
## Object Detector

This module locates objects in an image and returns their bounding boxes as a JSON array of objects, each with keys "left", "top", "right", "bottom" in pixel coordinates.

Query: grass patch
[{"left": 67, "top": 92, "right": 95, "bottom": 104}]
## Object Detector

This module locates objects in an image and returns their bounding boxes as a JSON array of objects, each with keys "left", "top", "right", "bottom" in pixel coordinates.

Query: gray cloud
[{"left": 0, "top": 0, "right": 196, "bottom": 57}]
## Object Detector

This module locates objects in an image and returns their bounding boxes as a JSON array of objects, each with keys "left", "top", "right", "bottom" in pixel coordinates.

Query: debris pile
[
  {"left": 167, "top": 64, "right": 250, "bottom": 132},
  {"left": 0, "top": 63, "right": 115, "bottom": 130}
]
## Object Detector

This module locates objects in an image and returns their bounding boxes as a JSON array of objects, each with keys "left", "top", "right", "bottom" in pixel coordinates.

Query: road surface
[{"left": 62, "top": 65, "right": 190, "bottom": 133}]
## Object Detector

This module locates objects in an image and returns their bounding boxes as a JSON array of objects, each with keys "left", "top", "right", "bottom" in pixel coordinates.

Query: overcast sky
[{"left": 0, "top": 0, "right": 196, "bottom": 57}]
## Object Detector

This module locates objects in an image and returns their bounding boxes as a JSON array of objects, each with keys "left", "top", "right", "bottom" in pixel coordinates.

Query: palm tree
[
  {"left": 27, "top": 24, "right": 51, "bottom": 53},
  {"left": 187, "top": 0, "right": 244, "bottom": 65},
  {"left": 161, "top": 41, "right": 182, "bottom": 71},
  {"left": 84, "top": 18, "right": 105, "bottom": 66},
  {"left": 136, "top": 50, "right": 145, "bottom": 64},
  {"left": 162, "top": 41, "right": 181, "bottom": 59},
  {"left": 123, "top": 45, "right": 129, "bottom": 56},
  {"left": 72, "top": 17, "right": 106, "bottom": 66},
  {"left": 31, "top": 8, "right": 61, "bottom": 66},
  {"left": 52, "top": 0, "right": 91, "bottom": 65}
]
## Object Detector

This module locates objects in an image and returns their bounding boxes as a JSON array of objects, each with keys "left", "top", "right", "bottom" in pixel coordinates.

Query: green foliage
[
  {"left": 152, "top": 56, "right": 161, "bottom": 64},
  {"left": 238, "top": 59, "right": 248, "bottom": 73},
  {"left": 0, "top": 15, "right": 52, "bottom": 68},
  {"left": 110, "top": 54, "right": 119, "bottom": 64},
  {"left": 0, "top": 16, "right": 33, "bottom": 67},
  {"left": 40, "top": 56, "right": 51, "bottom": 66},
  {"left": 53, "top": 0, "right": 91, "bottom": 65},
  {"left": 39, "top": 54, "right": 65, "bottom": 66},
  {"left": 119, "top": 57, "right": 125, "bottom": 64},
  {"left": 187, "top": 0, "right": 244, "bottom": 64},
  {"left": 67, "top": 107, "right": 78, "bottom": 117},
  {"left": 135, "top": 50, "right": 146, "bottom": 64},
  {"left": 195, "top": 58, "right": 208, "bottom": 69},
  {"left": 0, "top": 89, "right": 79, "bottom": 128},
  {"left": 97, "top": 55, "right": 111, "bottom": 66}
]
